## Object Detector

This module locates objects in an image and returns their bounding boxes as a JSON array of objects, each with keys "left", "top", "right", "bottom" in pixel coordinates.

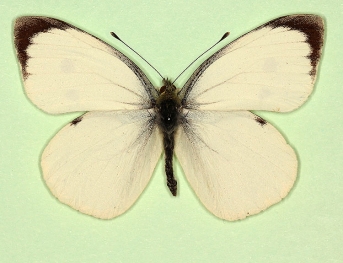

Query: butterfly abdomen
[{"left": 163, "top": 133, "right": 177, "bottom": 196}]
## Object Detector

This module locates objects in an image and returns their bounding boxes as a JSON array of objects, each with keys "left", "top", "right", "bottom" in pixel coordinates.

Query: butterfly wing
[
  {"left": 42, "top": 110, "right": 162, "bottom": 219},
  {"left": 176, "top": 15, "right": 324, "bottom": 220},
  {"left": 14, "top": 16, "right": 158, "bottom": 114},
  {"left": 14, "top": 17, "right": 163, "bottom": 218},
  {"left": 175, "top": 111, "right": 296, "bottom": 220},
  {"left": 178, "top": 14, "right": 324, "bottom": 112}
]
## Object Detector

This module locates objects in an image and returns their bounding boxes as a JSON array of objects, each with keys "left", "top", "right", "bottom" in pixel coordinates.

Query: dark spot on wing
[
  {"left": 255, "top": 116, "right": 267, "bottom": 126},
  {"left": 70, "top": 116, "right": 83, "bottom": 126}
]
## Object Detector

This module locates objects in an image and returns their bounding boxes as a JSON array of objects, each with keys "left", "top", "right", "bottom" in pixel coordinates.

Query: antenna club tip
[
  {"left": 110, "top": 32, "right": 120, "bottom": 40},
  {"left": 220, "top": 32, "right": 230, "bottom": 41}
]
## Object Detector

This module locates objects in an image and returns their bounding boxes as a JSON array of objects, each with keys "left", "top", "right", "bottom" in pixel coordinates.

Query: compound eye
[{"left": 159, "top": 86, "right": 166, "bottom": 94}]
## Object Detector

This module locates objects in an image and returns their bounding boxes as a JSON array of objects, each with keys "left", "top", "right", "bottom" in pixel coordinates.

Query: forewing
[
  {"left": 14, "top": 16, "right": 158, "bottom": 114},
  {"left": 42, "top": 110, "right": 162, "bottom": 219},
  {"left": 179, "top": 15, "right": 324, "bottom": 112},
  {"left": 175, "top": 110, "right": 297, "bottom": 220}
]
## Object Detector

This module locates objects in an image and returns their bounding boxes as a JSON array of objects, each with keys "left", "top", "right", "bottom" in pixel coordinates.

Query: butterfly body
[
  {"left": 155, "top": 79, "right": 182, "bottom": 195},
  {"left": 14, "top": 15, "right": 324, "bottom": 220}
]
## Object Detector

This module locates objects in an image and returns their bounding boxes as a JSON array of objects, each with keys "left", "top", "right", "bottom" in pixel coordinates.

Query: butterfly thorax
[
  {"left": 155, "top": 79, "right": 181, "bottom": 196},
  {"left": 155, "top": 79, "right": 181, "bottom": 135}
]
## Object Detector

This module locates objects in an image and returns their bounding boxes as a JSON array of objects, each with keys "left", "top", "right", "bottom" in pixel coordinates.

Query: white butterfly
[{"left": 14, "top": 15, "right": 324, "bottom": 220}]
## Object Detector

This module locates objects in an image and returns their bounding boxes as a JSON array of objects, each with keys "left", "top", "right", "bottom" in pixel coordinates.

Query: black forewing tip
[
  {"left": 266, "top": 15, "right": 324, "bottom": 74},
  {"left": 13, "top": 16, "right": 70, "bottom": 79}
]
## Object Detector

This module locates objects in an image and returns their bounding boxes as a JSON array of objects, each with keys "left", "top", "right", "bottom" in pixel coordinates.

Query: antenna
[
  {"left": 172, "top": 32, "right": 230, "bottom": 84},
  {"left": 111, "top": 32, "right": 164, "bottom": 79}
]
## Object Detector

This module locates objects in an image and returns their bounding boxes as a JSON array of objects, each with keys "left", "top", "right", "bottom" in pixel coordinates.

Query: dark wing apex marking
[
  {"left": 265, "top": 14, "right": 324, "bottom": 76},
  {"left": 14, "top": 17, "right": 72, "bottom": 79},
  {"left": 14, "top": 17, "right": 72, "bottom": 78}
]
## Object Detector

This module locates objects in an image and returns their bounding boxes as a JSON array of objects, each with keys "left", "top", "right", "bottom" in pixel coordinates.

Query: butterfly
[{"left": 14, "top": 15, "right": 324, "bottom": 220}]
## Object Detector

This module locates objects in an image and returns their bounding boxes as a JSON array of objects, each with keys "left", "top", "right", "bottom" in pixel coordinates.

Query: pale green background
[{"left": 1, "top": 0, "right": 342, "bottom": 262}]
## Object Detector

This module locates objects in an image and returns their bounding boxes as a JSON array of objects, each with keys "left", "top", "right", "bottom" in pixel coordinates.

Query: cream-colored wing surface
[
  {"left": 42, "top": 110, "right": 162, "bottom": 219},
  {"left": 179, "top": 15, "right": 324, "bottom": 112},
  {"left": 175, "top": 110, "right": 297, "bottom": 221},
  {"left": 14, "top": 16, "right": 158, "bottom": 114}
]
